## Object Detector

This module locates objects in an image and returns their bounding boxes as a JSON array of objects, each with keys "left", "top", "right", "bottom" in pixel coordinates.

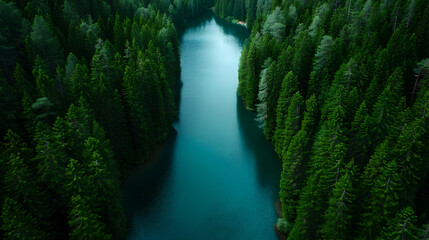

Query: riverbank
[
  {"left": 235, "top": 20, "right": 247, "bottom": 27},
  {"left": 122, "top": 127, "right": 177, "bottom": 186},
  {"left": 209, "top": 7, "right": 247, "bottom": 28},
  {"left": 229, "top": 18, "right": 247, "bottom": 28},
  {"left": 123, "top": 15, "right": 281, "bottom": 239}
]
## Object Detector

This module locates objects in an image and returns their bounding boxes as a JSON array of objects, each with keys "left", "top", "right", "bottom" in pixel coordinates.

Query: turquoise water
[{"left": 123, "top": 13, "right": 281, "bottom": 240}]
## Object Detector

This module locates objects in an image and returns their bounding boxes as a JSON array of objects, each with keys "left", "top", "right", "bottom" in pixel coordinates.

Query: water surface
[{"left": 124, "top": 13, "right": 281, "bottom": 240}]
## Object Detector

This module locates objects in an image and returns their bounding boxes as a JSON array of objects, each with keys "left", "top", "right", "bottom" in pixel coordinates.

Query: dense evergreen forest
[
  {"left": 0, "top": 0, "right": 212, "bottom": 238},
  {"left": 215, "top": 0, "right": 429, "bottom": 239},
  {"left": 1, "top": 0, "right": 428, "bottom": 239}
]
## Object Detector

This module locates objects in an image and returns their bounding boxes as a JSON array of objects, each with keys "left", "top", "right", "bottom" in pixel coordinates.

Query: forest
[
  {"left": 1, "top": 0, "right": 428, "bottom": 239},
  {"left": 215, "top": 0, "right": 429, "bottom": 239},
  {"left": 0, "top": 0, "right": 212, "bottom": 239}
]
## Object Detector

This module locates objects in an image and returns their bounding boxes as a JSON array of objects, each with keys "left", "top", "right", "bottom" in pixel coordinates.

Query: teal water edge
[{"left": 123, "top": 12, "right": 281, "bottom": 240}]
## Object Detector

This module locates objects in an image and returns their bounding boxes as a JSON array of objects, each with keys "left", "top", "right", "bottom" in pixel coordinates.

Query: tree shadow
[
  {"left": 213, "top": 14, "right": 250, "bottom": 47},
  {"left": 236, "top": 95, "right": 281, "bottom": 197},
  {"left": 122, "top": 131, "right": 177, "bottom": 218}
]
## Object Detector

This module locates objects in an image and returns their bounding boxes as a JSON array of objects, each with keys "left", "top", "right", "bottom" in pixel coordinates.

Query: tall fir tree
[
  {"left": 1, "top": 198, "right": 48, "bottom": 240},
  {"left": 273, "top": 71, "right": 299, "bottom": 154},
  {"left": 279, "top": 95, "right": 317, "bottom": 222}
]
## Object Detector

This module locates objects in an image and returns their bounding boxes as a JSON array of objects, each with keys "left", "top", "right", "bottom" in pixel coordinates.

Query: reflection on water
[
  {"left": 213, "top": 15, "right": 249, "bottom": 45},
  {"left": 123, "top": 11, "right": 281, "bottom": 240},
  {"left": 236, "top": 96, "right": 281, "bottom": 192}
]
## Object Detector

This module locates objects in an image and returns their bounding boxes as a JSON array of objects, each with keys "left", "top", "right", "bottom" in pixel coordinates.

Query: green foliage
[
  {"left": 29, "top": 15, "right": 63, "bottom": 74},
  {"left": 273, "top": 71, "right": 298, "bottom": 153},
  {"left": 277, "top": 218, "right": 291, "bottom": 235},
  {"left": 378, "top": 206, "right": 420, "bottom": 240},
  {"left": 279, "top": 91, "right": 303, "bottom": 156},
  {"left": 0, "top": 1, "right": 30, "bottom": 77},
  {"left": 288, "top": 174, "right": 323, "bottom": 240},
  {"left": 238, "top": 40, "right": 259, "bottom": 109},
  {"left": 359, "top": 160, "right": 402, "bottom": 239},
  {"left": 262, "top": 7, "right": 285, "bottom": 42},
  {"left": 122, "top": 61, "right": 150, "bottom": 163},
  {"left": 68, "top": 195, "right": 112, "bottom": 240},
  {"left": 420, "top": 224, "right": 429, "bottom": 240},
  {"left": 255, "top": 58, "right": 273, "bottom": 131},
  {"left": 217, "top": 1, "right": 429, "bottom": 239},
  {"left": 1, "top": 0, "right": 429, "bottom": 239},
  {"left": 31, "top": 97, "right": 55, "bottom": 121},
  {"left": 1, "top": 198, "right": 48, "bottom": 240},
  {"left": 0, "top": 1, "right": 209, "bottom": 237},
  {"left": 348, "top": 101, "right": 371, "bottom": 168},
  {"left": 292, "top": 30, "right": 315, "bottom": 98},
  {"left": 320, "top": 161, "right": 357, "bottom": 240},
  {"left": 279, "top": 95, "right": 317, "bottom": 222},
  {"left": 34, "top": 122, "right": 68, "bottom": 191}
]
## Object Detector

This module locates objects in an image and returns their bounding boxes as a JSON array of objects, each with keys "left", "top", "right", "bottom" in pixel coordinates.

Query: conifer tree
[
  {"left": 82, "top": 136, "right": 126, "bottom": 239},
  {"left": 34, "top": 122, "right": 68, "bottom": 191},
  {"left": 264, "top": 61, "right": 283, "bottom": 139},
  {"left": 262, "top": 7, "right": 285, "bottom": 42},
  {"left": 33, "top": 67, "right": 56, "bottom": 104},
  {"left": 359, "top": 161, "right": 402, "bottom": 240},
  {"left": 64, "top": 158, "right": 86, "bottom": 198},
  {"left": 273, "top": 72, "right": 298, "bottom": 153},
  {"left": 68, "top": 195, "right": 112, "bottom": 240},
  {"left": 321, "top": 161, "right": 357, "bottom": 240},
  {"left": 69, "top": 62, "right": 90, "bottom": 102},
  {"left": 288, "top": 174, "right": 323, "bottom": 240},
  {"left": 219, "top": 1, "right": 429, "bottom": 239},
  {"left": 29, "top": 15, "right": 63, "bottom": 74},
  {"left": 238, "top": 40, "right": 258, "bottom": 109},
  {"left": 393, "top": 117, "right": 427, "bottom": 205},
  {"left": 144, "top": 42, "right": 169, "bottom": 137},
  {"left": 21, "top": 91, "right": 37, "bottom": 135},
  {"left": 290, "top": 102, "right": 349, "bottom": 239},
  {"left": 1, "top": 198, "right": 48, "bottom": 240},
  {"left": 279, "top": 95, "right": 317, "bottom": 222},
  {"left": 279, "top": 91, "right": 303, "bottom": 157},
  {"left": 308, "top": 35, "right": 334, "bottom": 100},
  {"left": 256, "top": 58, "right": 272, "bottom": 133},
  {"left": 0, "top": 1, "right": 29, "bottom": 77},
  {"left": 348, "top": 101, "right": 371, "bottom": 168},
  {"left": 89, "top": 72, "right": 134, "bottom": 172},
  {"left": 370, "top": 68, "right": 405, "bottom": 147},
  {"left": 292, "top": 30, "right": 315, "bottom": 97},
  {"left": 378, "top": 206, "right": 419, "bottom": 240},
  {"left": 122, "top": 62, "right": 150, "bottom": 162}
]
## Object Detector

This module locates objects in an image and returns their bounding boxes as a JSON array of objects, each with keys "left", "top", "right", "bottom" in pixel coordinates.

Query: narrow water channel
[{"left": 123, "top": 12, "right": 281, "bottom": 240}]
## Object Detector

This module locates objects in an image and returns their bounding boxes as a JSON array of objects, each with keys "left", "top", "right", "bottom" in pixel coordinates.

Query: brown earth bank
[
  {"left": 275, "top": 198, "right": 282, "bottom": 218},
  {"left": 236, "top": 21, "right": 247, "bottom": 27},
  {"left": 274, "top": 224, "right": 288, "bottom": 240},
  {"left": 275, "top": 199, "right": 288, "bottom": 239}
]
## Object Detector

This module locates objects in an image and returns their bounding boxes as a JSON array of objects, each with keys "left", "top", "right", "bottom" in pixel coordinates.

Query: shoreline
[
  {"left": 138, "top": 127, "right": 177, "bottom": 170},
  {"left": 275, "top": 198, "right": 282, "bottom": 218},
  {"left": 235, "top": 20, "right": 247, "bottom": 27},
  {"left": 210, "top": 7, "right": 248, "bottom": 29},
  {"left": 122, "top": 127, "right": 177, "bottom": 186}
]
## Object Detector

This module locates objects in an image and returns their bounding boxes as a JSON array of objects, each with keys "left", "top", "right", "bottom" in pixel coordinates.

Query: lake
[{"left": 123, "top": 12, "right": 281, "bottom": 240}]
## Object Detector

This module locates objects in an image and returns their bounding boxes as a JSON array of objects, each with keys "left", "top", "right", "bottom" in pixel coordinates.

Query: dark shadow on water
[
  {"left": 123, "top": 132, "right": 177, "bottom": 219},
  {"left": 212, "top": 15, "right": 250, "bottom": 46},
  {"left": 124, "top": 13, "right": 278, "bottom": 239},
  {"left": 177, "top": 10, "right": 214, "bottom": 39},
  {"left": 178, "top": 11, "right": 250, "bottom": 44},
  {"left": 236, "top": 95, "right": 281, "bottom": 196}
]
